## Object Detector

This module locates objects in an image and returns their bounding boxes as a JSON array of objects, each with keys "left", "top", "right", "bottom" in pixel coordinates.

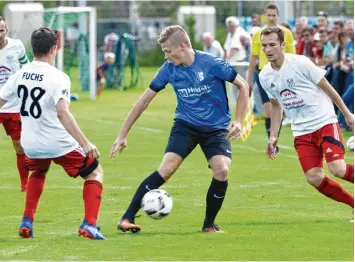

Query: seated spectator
[{"left": 202, "top": 32, "right": 225, "bottom": 58}]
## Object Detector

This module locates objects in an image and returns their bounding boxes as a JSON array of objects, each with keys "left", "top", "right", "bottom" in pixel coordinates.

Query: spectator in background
[
  {"left": 224, "top": 16, "right": 248, "bottom": 62},
  {"left": 294, "top": 16, "right": 309, "bottom": 55},
  {"left": 331, "top": 31, "right": 351, "bottom": 102},
  {"left": 313, "top": 32, "right": 325, "bottom": 66},
  {"left": 240, "top": 33, "right": 251, "bottom": 62},
  {"left": 202, "top": 32, "right": 225, "bottom": 58},
  {"left": 316, "top": 28, "right": 330, "bottom": 67},
  {"left": 345, "top": 20, "right": 354, "bottom": 58},
  {"left": 294, "top": 16, "right": 308, "bottom": 40},
  {"left": 251, "top": 13, "right": 261, "bottom": 27},
  {"left": 249, "top": 13, "right": 261, "bottom": 38},
  {"left": 323, "top": 29, "right": 339, "bottom": 68},
  {"left": 96, "top": 52, "right": 116, "bottom": 97},
  {"left": 316, "top": 11, "right": 329, "bottom": 30},
  {"left": 332, "top": 21, "right": 344, "bottom": 39},
  {"left": 298, "top": 27, "right": 316, "bottom": 61}
]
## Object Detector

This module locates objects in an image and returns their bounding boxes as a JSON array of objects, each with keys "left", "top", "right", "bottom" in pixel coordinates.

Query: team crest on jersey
[
  {"left": 62, "top": 89, "right": 69, "bottom": 97},
  {"left": 195, "top": 72, "right": 204, "bottom": 82},
  {"left": 6, "top": 56, "right": 14, "bottom": 64},
  {"left": 286, "top": 78, "right": 295, "bottom": 88}
]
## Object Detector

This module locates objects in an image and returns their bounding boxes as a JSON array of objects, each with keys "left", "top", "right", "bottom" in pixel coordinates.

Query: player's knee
[
  {"left": 158, "top": 164, "right": 178, "bottom": 180},
  {"left": 328, "top": 162, "right": 346, "bottom": 178},
  {"left": 213, "top": 165, "right": 229, "bottom": 181},
  {"left": 85, "top": 164, "right": 104, "bottom": 183},
  {"left": 305, "top": 170, "right": 324, "bottom": 187}
]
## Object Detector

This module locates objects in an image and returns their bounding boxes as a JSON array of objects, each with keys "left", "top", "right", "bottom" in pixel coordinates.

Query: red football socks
[
  {"left": 317, "top": 176, "right": 354, "bottom": 208},
  {"left": 23, "top": 171, "right": 46, "bottom": 221},
  {"left": 342, "top": 164, "right": 354, "bottom": 183},
  {"left": 83, "top": 180, "right": 103, "bottom": 225}
]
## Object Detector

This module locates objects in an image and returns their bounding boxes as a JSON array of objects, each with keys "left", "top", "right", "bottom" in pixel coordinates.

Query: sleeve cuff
[
  {"left": 228, "top": 70, "right": 238, "bottom": 82},
  {"left": 149, "top": 83, "right": 164, "bottom": 92}
]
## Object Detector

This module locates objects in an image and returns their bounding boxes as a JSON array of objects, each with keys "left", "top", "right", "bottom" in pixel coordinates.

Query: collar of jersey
[{"left": 32, "top": 60, "right": 50, "bottom": 66}]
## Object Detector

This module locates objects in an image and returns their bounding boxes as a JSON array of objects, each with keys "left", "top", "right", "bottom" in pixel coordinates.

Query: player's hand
[
  {"left": 227, "top": 121, "right": 242, "bottom": 140},
  {"left": 83, "top": 142, "right": 100, "bottom": 159},
  {"left": 345, "top": 113, "right": 354, "bottom": 131},
  {"left": 266, "top": 136, "right": 278, "bottom": 160},
  {"left": 110, "top": 136, "right": 127, "bottom": 158}
]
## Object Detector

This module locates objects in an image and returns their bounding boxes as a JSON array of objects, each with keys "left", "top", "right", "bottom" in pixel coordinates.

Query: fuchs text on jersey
[{"left": 22, "top": 72, "right": 43, "bottom": 82}]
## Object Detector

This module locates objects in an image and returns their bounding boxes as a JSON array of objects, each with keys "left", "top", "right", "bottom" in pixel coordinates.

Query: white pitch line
[
  {"left": 76, "top": 115, "right": 164, "bottom": 133},
  {"left": 233, "top": 143, "right": 353, "bottom": 160}
]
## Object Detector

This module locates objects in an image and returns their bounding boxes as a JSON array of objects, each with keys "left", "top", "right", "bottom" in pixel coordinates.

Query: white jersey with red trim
[
  {"left": 259, "top": 54, "right": 338, "bottom": 137},
  {"left": 0, "top": 37, "right": 29, "bottom": 113},
  {"left": 0, "top": 61, "right": 78, "bottom": 158}
]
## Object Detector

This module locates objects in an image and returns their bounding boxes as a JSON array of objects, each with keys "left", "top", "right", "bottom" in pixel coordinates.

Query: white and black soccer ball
[
  {"left": 346, "top": 136, "right": 354, "bottom": 152},
  {"left": 141, "top": 189, "right": 173, "bottom": 219}
]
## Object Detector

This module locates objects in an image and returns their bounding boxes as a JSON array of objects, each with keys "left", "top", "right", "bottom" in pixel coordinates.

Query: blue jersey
[{"left": 149, "top": 51, "right": 237, "bottom": 130}]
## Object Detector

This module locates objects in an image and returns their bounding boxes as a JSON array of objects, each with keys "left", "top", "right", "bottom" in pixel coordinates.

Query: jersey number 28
[{"left": 17, "top": 85, "right": 46, "bottom": 119}]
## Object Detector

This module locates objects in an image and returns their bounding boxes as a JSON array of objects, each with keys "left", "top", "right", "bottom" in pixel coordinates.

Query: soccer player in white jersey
[
  {"left": 0, "top": 16, "right": 29, "bottom": 192},
  {"left": 259, "top": 27, "right": 354, "bottom": 215},
  {"left": 0, "top": 27, "right": 106, "bottom": 239}
]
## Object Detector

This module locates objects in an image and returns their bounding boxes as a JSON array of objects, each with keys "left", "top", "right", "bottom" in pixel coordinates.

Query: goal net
[{"left": 5, "top": 4, "right": 97, "bottom": 100}]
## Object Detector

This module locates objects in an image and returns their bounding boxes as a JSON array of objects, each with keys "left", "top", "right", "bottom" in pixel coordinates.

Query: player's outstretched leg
[
  {"left": 78, "top": 164, "right": 106, "bottom": 240},
  {"left": 202, "top": 155, "right": 230, "bottom": 233},
  {"left": 118, "top": 170, "right": 165, "bottom": 233},
  {"left": 19, "top": 170, "right": 47, "bottom": 238},
  {"left": 306, "top": 168, "right": 354, "bottom": 208},
  {"left": 328, "top": 161, "right": 354, "bottom": 184}
]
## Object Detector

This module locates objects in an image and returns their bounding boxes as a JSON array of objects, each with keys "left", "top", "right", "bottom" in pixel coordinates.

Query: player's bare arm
[
  {"left": 227, "top": 74, "right": 249, "bottom": 140},
  {"left": 267, "top": 98, "right": 283, "bottom": 159},
  {"left": 110, "top": 88, "right": 158, "bottom": 158},
  {"left": 318, "top": 77, "right": 354, "bottom": 130},
  {"left": 56, "top": 99, "right": 100, "bottom": 158}
]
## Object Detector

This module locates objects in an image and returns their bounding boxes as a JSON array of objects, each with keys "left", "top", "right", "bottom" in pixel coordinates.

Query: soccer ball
[
  {"left": 141, "top": 189, "right": 173, "bottom": 219},
  {"left": 346, "top": 136, "right": 354, "bottom": 152}
]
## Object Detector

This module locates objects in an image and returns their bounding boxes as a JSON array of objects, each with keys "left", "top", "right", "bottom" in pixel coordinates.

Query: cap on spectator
[
  {"left": 225, "top": 16, "right": 240, "bottom": 26},
  {"left": 317, "top": 11, "right": 328, "bottom": 18}
]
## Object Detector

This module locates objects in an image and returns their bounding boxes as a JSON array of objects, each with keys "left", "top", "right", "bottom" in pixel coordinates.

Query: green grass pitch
[{"left": 0, "top": 67, "right": 353, "bottom": 261}]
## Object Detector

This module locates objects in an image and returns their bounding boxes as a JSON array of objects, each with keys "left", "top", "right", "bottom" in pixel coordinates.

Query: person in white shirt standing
[
  {"left": 223, "top": 17, "right": 248, "bottom": 63},
  {"left": 0, "top": 16, "right": 29, "bottom": 192},
  {"left": 259, "top": 27, "right": 354, "bottom": 216},
  {"left": 0, "top": 27, "right": 106, "bottom": 239},
  {"left": 202, "top": 32, "right": 224, "bottom": 59}
]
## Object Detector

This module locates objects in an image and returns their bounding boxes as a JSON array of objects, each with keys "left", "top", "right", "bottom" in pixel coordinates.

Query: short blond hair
[{"left": 157, "top": 25, "right": 191, "bottom": 47}]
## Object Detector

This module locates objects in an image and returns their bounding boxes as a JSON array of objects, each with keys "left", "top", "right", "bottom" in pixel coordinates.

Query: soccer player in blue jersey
[{"left": 110, "top": 25, "right": 249, "bottom": 233}]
